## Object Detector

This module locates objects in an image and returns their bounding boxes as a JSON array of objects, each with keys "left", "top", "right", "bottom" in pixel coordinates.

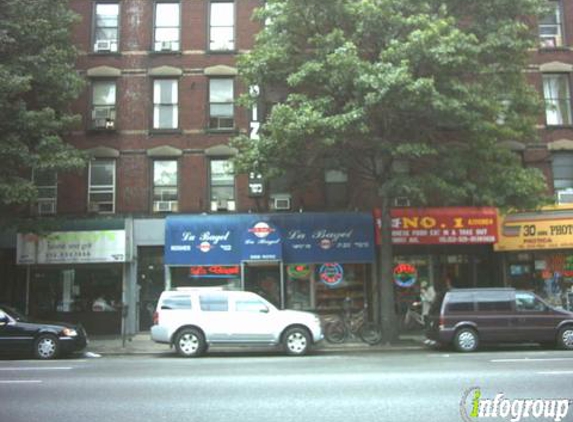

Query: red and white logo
[
  {"left": 320, "top": 238, "right": 333, "bottom": 250},
  {"left": 198, "top": 242, "right": 212, "bottom": 253},
  {"left": 248, "top": 222, "right": 275, "bottom": 239}
]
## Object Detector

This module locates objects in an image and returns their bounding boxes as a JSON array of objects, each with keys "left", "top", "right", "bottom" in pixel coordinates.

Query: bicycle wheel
[
  {"left": 360, "top": 322, "right": 382, "bottom": 345},
  {"left": 324, "top": 319, "right": 348, "bottom": 344}
]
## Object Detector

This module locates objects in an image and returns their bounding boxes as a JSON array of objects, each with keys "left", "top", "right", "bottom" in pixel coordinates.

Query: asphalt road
[{"left": 1, "top": 347, "right": 573, "bottom": 422}]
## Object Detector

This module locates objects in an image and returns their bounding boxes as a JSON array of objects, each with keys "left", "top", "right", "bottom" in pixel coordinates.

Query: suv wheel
[
  {"left": 558, "top": 326, "right": 573, "bottom": 350},
  {"left": 175, "top": 328, "right": 205, "bottom": 358},
  {"left": 34, "top": 334, "right": 59, "bottom": 360},
  {"left": 454, "top": 328, "right": 479, "bottom": 353},
  {"left": 283, "top": 327, "right": 310, "bottom": 356}
]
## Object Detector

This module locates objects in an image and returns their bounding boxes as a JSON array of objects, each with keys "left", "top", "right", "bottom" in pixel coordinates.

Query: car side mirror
[{"left": 260, "top": 307, "right": 270, "bottom": 314}]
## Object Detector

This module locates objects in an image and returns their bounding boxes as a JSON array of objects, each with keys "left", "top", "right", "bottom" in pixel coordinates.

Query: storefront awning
[{"left": 165, "top": 212, "right": 375, "bottom": 266}]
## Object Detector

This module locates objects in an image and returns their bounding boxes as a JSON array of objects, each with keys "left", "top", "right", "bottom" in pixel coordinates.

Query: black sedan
[{"left": 0, "top": 305, "right": 88, "bottom": 359}]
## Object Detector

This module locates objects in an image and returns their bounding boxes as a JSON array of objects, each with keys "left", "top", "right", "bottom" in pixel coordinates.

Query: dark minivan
[{"left": 427, "top": 288, "right": 573, "bottom": 352}]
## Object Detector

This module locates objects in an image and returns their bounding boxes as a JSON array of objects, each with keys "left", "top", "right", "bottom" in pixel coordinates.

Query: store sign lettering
[
  {"left": 189, "top": 266, "right": 240, "bottom": 277},
  {"left": 497, "top": 213, "right": 573, "bottom": 251}
]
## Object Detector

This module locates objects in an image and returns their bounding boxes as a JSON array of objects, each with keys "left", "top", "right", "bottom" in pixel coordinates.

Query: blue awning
[{"left": 165, "top": 212, "right": 374, "bottom": 266}]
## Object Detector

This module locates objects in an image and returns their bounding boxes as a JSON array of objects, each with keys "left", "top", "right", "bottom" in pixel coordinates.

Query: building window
[
  {"left": 209, "top": 1, "right": 235, "bottom": 51},
  {"left": 91, "top": 80, "right": 116, "bottom": 130},
  {"left": 88, "top": 160, "right": 115, "bottom": 213},
  {"left": 325, "top": 169, "right": 348, "bottom": 209},
  {"left": 33, "top": 170, "right": 57, "bottom": 216},
  {"left": 539, "top": 1, "right": 564, "bottom": 48},
  {"left": 543, "top": 74, "right": 572, "bottom": 126},
  {"left": 93, "top": 2, "right": 119, "bottom": 52},
  {"left": 153, "top": 160, "right": 178, "bottom": 213},
  {"left": 154, "top": 2, "right": 180, "bottom": 52},
  {"left": 552, "top": 153, "right": 573, "bottom": 191},
  {"left": 153, "top": 79, "right": 178, "bottom": 129},
  {"left": 209, "top": 78, "right": 234, "bottom": 130},
  {"left": 210, "top": 159, "right": 235, "bottom": 211}
]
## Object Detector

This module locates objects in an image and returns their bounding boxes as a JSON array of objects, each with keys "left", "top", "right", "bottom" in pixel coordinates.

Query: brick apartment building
[{"left": 2, "top": 0, "right": 573, "bottom": 335}]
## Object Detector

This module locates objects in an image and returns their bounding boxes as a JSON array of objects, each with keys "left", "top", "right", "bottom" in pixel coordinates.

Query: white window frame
[
  {"left": 153, "top": 79, "right": 179, "bottom": 129},
  {"left": 154, "top": 2, "right": 180, "bottom": 51},
  {"left": 539, "top": 1, "right": 564, "bottom": 48},
  {"left": 93, "top": 2, "right": 119, "bottom": 52},
  {"left": 552, "top": 152, "right": 573, "bottom": 192},
  {"left": 209, "top": 78, "right": 235, "bottom": 130},
  {"left": 88, "top": 160, "right": 116, "bottom": 214},
  {"left": 153, "top": 160, "right": 179, "bottom": 213},
  {"left": 33, "top": 169, "right": 57, "bottom": 216},
  {"left": 543, "top": 73, "right": 573, "bottom": 126},
  {"left": 210, "top": 159, "right": 235, "bottom": 209},
  {"left": 209, "top": 1, "right": 235, "bottom": 51},
  {"left": 91, "top": 79, "right": 117, "bottom": 129},
  {"left": 324, "top": 169, "right": 349, "bottom": 208}
]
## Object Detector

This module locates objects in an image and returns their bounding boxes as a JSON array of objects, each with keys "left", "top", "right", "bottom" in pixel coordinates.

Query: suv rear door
[
  {"left": 473, "top": 290, "right": 514, "bottom": 342},
  {"left": 229, "top": 294, "right": 277, "bottom": 343},
  {"left": 198, "top": 293, "right": 232, "bottom": 342}
]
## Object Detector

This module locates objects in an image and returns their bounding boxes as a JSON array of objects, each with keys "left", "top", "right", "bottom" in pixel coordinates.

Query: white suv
[{"left": 151, "top": 289, "right": 323, "bottom": 357}]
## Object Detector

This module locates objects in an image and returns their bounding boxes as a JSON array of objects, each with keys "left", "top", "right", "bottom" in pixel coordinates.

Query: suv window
[
  {"left": 476, "top": 291, "right": 512, "bottom": 312},
  {"left": 161, "top": 295, "right": 192, "bottom": 310},
  {"left": 445, "top": 292, "right": 474, "bottom": 312},
  {"left": 516, "top": 292, "right": 546, "bottom": 312},
  {"left": 199, "top": 294, "right": 229, "bottom": 311},
  {"left": 236, "top": 298, "right": 268, "bottom": 313}
]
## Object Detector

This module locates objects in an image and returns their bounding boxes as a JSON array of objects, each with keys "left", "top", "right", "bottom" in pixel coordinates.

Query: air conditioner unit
[
  {"left": 393, "top": 197, "right": 411, "bottom": 207},
  {"left": 273, "top": 196, "right": 291, "bottom": 211},
  {"left": 37, "top": 201, "right": 56, "bottom": 215},
  {"left": 557, "top": 190, "right": 573, "bottom": 204},
  {"left": 92, "top": 107, "right": 116, "bottom": 130},
  {"left": 94, "top": 40, "right": 112, "bottom": 52},
  {"left": 154, "top": 200, "right": 178, "bottom": 213},
  {"left": 160, "top": 41, "right": 174, "bottom": 51},
  {"left": 210, "top": 199, "right": 236, "bottom": 212}
]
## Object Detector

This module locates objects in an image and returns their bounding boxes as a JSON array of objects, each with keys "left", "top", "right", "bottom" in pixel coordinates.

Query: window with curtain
[
  {"left": 93, "top": 2, "right": 119, "bottom": 52},
  {"left": 88, "top": 160, "right": 116, "bottom": 213},
  {"left": 543, "top": 74, "right": 572, "bottom": 126},
  {"left": 209, "top": 1, "right": 235, "bottom": 51},
  {"left": 210, "top": 159, "right": 235, "bottom": 203},
  {"left": 154, "top": 2, "right": 180, "bottom": 51},
  {"left": 552, "top": 153, "right": 573, "bottom": 191},
  {"left": 153, "top": 79, "right": 178, "bottom": 129}
]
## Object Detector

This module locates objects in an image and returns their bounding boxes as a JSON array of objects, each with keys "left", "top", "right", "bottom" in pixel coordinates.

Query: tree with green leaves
[
  {"left": 233, "top": 0, "right": 550, "bottom": 341},
  {"left": 0, "top": 0, "right": 85, "bottom": 222}
]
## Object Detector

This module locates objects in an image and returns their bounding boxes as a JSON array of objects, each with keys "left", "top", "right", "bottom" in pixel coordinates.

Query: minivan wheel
[
  {"left": 34, "top": 334, "right": 59, "bottom": 360},
  {"left": 558, "top": 326, "right": 573, "bottom": 350},
  {"left": 174, "top": 328, "right": 205, "bottom": 358},
  {"left": 283, "top": 327, "right": 310, "bottom": 356},
  {"left": 454, "top": 328, "right": 479, "bottom": 353}
]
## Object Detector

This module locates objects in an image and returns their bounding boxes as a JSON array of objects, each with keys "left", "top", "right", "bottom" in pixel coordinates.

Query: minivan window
[
  {"left": 445, "top": 292, "right": 474, "bottom": 312},
  {"left": 516, "top": 292, "right": 546, "bottom": 312},
  {"left": 476, "top": 291, "right": 512, "bottom": 312},
  {"left": 199, "top": 294, "right": 229, "bottom": 311},
  {"left": 161, "top": 296, "right": 192, "bottom": 310}
]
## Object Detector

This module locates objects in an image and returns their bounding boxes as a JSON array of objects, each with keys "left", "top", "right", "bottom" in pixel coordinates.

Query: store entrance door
[{"left": 243, "top": 262, "right": 283, "bottom": 309}]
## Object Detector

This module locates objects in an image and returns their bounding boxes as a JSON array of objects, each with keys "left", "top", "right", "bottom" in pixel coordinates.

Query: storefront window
[
  {"left": 315, "top": 263, "right": 367, "bottom": 313},
  {"left": 285, "top": 264, "right": 312, "bottom": 311},
  {"left": 28, "top": 265, "right": 122, "bottom": 335},
  {"left": 171, "top": 266, "right": 241, "bottom": 290}
]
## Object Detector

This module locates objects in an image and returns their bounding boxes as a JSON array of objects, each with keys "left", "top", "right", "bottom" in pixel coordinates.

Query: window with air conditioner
[
  {"left": 210, "top": 159, "right": 235, "bottom": 211},
  {"left": 272, "top": 195, "right": 291, "bottom": 211},
  {"left": 153, "top": 79, "right": 178, "bottom": 129},
  {"left": 33, "top": 169, "right": 57, "bottom": 216},
  {"left": 553, "top": 153, "right": 573, "bottom": 204},
  {"left": 539, "top": 1, "right": 564, "bottom": 48},
  {"left": 91, "top": 80, "right": 116, "bottom": 130},
  {"left": 543, "top": 74, "right": 572, "bottom": 126},
  {"left": 209, "top": 1, "right": 235, "bottom": 51},
  {"left": 153, "top": 160, "right": 178, "bottom": 213},
  {"left": 154, "top": 2, "right": 180, "bottom": 52},
  {"left": 209, "top": 78, "right": 234, "bottom": 130},
  {"left": 88, "top": 160, "right": 115, "bottom": 213},
  {"left": 93, "top": 2, "right": 119, "bottom": 52}
]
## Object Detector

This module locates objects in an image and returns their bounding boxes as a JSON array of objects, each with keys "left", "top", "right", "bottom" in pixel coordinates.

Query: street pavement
[{"left": 1, "top": 345, "right": 573, "bottom": 422}]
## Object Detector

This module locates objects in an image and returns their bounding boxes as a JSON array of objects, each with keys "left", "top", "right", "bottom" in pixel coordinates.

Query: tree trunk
[{"left": 378, "top": 196, "right": 398, "bottom": 343}]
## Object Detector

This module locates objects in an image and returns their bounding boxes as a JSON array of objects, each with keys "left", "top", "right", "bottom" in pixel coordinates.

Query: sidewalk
[{"left": 85, "top": 332, "right": 427, "bottom": 356}]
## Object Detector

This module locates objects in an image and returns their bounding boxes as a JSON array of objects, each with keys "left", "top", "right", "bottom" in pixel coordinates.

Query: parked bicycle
[{"left": 323, "top": 301, "right": 382, "bottom": 345}]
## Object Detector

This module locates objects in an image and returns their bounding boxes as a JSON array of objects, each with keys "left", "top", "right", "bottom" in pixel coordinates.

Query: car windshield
[{"left": 0, "top": 305, "right": 27, "bottom": 322}]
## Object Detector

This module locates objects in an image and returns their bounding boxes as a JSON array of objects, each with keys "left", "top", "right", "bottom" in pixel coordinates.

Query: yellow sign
[{"left": 495, "top": 210, "right": 573, "bottom": 251}]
